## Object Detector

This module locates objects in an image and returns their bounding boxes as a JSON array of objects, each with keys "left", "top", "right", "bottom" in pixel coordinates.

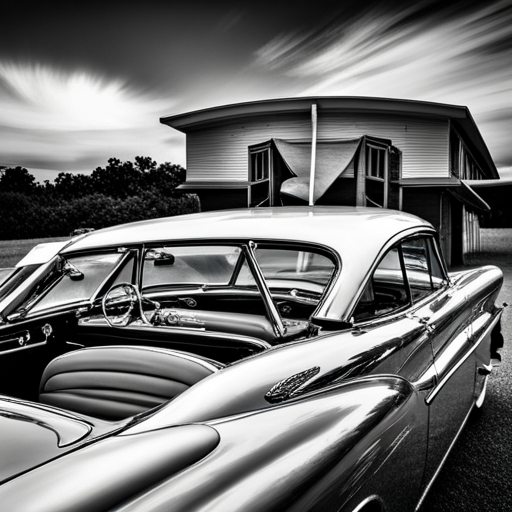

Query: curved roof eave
[
  {"left": 161, "top": 96, "right": 469, "bottom": 131},
  {"left": 161, "top": 96, "right": 499, "bottom": 179}
]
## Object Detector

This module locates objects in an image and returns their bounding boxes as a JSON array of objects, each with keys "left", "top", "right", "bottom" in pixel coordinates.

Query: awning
[
  {"left": 448, "top": 180, "right": 491, "bottom": 212},
  {"left": 399, "top": 176, "right": 491, "bottom": 212},
  {"left": 276, "top": 138, "right": 362, "bottom": 204}
]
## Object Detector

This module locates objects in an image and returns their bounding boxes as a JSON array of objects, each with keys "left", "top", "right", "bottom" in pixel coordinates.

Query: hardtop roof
[{"left": 64, "top": 206, "right": 432, "bottom": 256}]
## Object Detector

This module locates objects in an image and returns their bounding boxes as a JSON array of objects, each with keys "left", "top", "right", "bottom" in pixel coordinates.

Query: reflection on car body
[{"left": 0, "top": 206, "right": 505, "bottom": 512}]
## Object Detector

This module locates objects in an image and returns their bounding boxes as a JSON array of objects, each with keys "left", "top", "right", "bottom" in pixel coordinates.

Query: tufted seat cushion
[{"left": 39, "top": 346, "right": 223, "bottom": 420}]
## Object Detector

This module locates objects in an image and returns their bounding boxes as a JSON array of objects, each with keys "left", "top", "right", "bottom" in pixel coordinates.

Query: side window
[
  {"left": 401, "top": 238, "right": 431, "bottom": 302},
  {"left": 401, "top": 237, "right": 447, "bottom": 303},
  {"left": 426, "top": 237, "right": 446, "bottom": 289},
  {"left": 353, "top": 235, "right": 447, "bottom": 323},
  {"left": 353, "top": 246, "right": 409, "bottom": 322}
]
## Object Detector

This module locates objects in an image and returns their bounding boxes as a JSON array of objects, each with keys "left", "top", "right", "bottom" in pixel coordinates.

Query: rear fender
[{"left": 118, "top": 376, "right": 428, "bottom": 512}]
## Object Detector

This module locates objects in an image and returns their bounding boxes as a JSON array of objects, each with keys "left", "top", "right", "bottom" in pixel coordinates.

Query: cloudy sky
[{"left": 1, "top": 0, "right": 511, "bottom": 182}]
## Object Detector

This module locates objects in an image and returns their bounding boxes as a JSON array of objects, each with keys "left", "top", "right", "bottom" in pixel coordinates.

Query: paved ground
[{"left": 420, "top": 230, "right": 512, "bottom": 511}]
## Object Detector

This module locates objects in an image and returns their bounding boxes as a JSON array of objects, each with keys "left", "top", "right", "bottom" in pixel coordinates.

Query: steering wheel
[
  {"left": 102, "top": 283, "right": 142, "bottom": 327},
  {"left": 102, "top": 283, "right": 161, "bottom": 327}
]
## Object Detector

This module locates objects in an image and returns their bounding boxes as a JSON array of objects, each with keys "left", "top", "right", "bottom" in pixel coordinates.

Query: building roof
[{"left": 161, "top": 96, "right": 499, "bottom": 179}]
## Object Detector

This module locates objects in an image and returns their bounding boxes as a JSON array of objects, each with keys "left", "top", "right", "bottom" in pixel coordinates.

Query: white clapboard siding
[
  {"left": 186, "top": 114, "right": 311, "bottom": 181},
  {"left": 186, "top": 112, "right": 449, "bottom": 181},
  {"left": 318, "top": 113, "right": 449, "bottom": 179}
]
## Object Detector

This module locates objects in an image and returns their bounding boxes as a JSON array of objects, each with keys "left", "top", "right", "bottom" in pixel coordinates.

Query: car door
[{"left": 400, "top": 236, "right": 476, "bottom": 491}]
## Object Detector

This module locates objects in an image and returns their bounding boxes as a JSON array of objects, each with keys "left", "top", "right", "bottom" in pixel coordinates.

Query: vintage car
[{"left": 0, "top": 206, "right": 504, "bottom": 511}]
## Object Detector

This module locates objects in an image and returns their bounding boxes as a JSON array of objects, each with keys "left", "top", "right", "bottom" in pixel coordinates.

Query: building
[{"left": 161, "top": 97, "right": 499, "bottom": 266}]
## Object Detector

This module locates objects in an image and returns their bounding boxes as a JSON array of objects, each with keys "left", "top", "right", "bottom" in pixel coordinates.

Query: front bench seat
[{"left": 39, "top": 346, "right": 224, "bottom": 420}]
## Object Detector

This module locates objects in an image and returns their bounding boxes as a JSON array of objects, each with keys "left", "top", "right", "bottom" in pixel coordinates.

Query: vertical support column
[{"left": 309, "top": 104, "right": 318, "bottom": 207}]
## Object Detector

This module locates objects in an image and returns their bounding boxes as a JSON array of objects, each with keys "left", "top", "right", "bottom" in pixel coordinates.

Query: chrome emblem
[{"left": 265, "top": 366, "right": 321, "bottom": 403}]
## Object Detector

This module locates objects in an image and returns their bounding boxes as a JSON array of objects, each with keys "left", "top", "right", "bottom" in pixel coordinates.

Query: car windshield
[{"left": 11, "top": 252, "right": 124, "bottom": 317}]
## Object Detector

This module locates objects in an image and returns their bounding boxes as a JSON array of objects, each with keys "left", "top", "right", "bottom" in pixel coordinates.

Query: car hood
[{"left": 0, "top": 397, "right": 95, "bottom": 483}]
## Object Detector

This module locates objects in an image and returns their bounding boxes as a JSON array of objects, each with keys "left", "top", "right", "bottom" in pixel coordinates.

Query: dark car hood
[{"left": 0, "top": 397, "right": 94, "bottom": 483}]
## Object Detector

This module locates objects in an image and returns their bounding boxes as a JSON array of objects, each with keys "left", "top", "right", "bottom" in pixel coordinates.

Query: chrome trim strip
[
  {"left": 475, "top": 374, "right": 489, "bottom": 408},
  {"left": 0, "top": 340, "right": 46, "bottom": 355},
  {"left": 350, "top": 495, "right": 384, "bottom": 512},
  {"left": 425, "top": 309, "right": 502, "bottom": 405},
  {"left": 8, "top": 300, "right": 92, "bottom": 322},
  {"left": 412, "top": 365, "right": 438, "bottom": 392}
]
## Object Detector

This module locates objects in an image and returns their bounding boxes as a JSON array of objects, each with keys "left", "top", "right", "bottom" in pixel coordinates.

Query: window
[
  {"left": 450, "top": 130, "right": 460, "bottom": 175},
  {"left": 366, "top": 146, "right": 386, "bottom": 179},
  {"left": 402, "top": 238, "right": 433, "bottom": 302},
  {"left": 27, "top": 252, "right": 124, "bottom": 314},
  {"left": 353, "top": 246, "right": 409, "bottom": 322},
  {"left": 353, "top": 236, "right": 447, "bottom": 322},
  {"left": 402, "top": 237, "right": 446, "bottom": 302},
  {"left": 365, "top": 144, "right": 388, "bottom": 207},
  {"left": 249, "top": 145, "right": 271, "bottom": 207},
  {"left": 459, "top": 145, "right": 483, "bottom": 181},
  {"left": 236, "top": 248, "right": 335, "bottom": 290},
  {"left": 142, "top": 246, "right": 242, "bottom": 288}
]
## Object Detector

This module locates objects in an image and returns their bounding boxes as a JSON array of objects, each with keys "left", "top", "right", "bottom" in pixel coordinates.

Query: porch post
[
  {"left": 309, "top": 103, "right": 318, "bottom": 206},
  {"left": 356, "top": 135, "right": 367, "bottom": 206}
]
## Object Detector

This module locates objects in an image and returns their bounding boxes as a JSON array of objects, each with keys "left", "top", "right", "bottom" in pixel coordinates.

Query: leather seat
[{"left": 39, "top": 346, "right": 223, "bottom": 420}]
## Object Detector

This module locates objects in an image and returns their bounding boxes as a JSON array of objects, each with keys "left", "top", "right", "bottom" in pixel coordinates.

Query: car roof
[
  {"left": 64, "top": 207, "right": 434, "bottom": 321},
  {"left": 64, "top": 206, "right": 432, "bottom": 255}
]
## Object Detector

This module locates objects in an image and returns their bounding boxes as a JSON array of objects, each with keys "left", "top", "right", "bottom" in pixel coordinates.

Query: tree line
[{"left": 0, "top": 157, "right": 199, "bottom": 240}]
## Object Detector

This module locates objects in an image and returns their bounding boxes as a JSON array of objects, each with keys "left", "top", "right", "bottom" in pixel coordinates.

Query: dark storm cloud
[
  {"left": 253, "top": 0, "right": 512, "bottom": 174},
  {"left": 0, "top": 0, "right": 511, "bottom": 179}
]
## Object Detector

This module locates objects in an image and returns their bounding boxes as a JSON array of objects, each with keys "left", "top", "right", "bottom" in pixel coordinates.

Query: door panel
[
  {"left": 414, "top": 286, "right": 475, "bottom": 488},
  {"left": 0, "top": 312, "right": 78, "bottom": 401}
]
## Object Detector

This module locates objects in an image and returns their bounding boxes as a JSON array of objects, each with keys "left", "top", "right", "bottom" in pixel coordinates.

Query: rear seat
[{"left": 39, "top": 345, "right": 223, "bottom": 420}]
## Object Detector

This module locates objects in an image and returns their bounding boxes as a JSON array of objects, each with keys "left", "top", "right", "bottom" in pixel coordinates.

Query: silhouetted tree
[
  {"left": 0, "top": 158, "right": 199, "bottom": 239},
  {"left": 53, "top": 172, "right": 95, "bottom": 199},
  {"left": 0, "top": 166, "right": 38, "bottom": 194}
]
